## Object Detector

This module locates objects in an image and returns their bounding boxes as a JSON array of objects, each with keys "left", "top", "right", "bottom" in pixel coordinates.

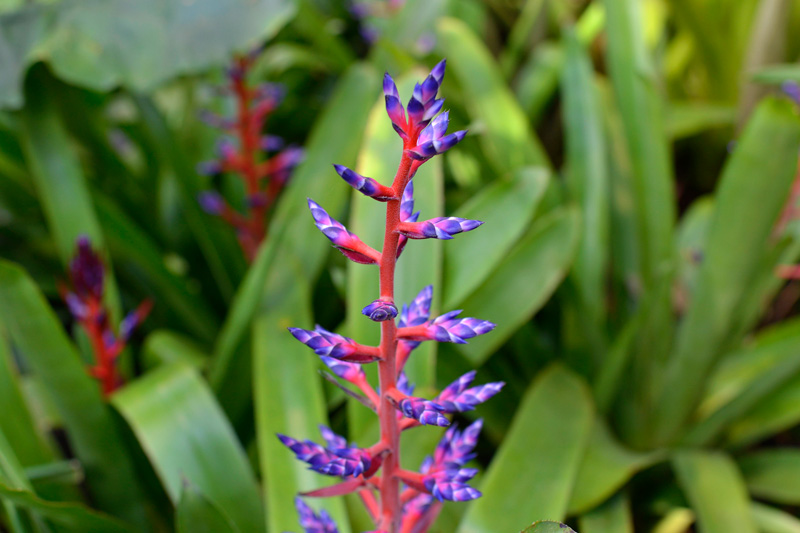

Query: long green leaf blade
[
  {"left": 112, "top": 362, "right": 263, "bottom": 533},
  {"left": 654, "top": 97, "right": 800, "bottom": 442},
  {"left": 457, "top": 365, "right": 593, "bottom": 532},
  {"left": 673, "top": 450, "right": 758, "bottom": 533}
]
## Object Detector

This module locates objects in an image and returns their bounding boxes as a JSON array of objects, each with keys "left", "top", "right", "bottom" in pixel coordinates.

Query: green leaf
[
  {"left": 95, "top": 194, "right": 218, "bottom": 343},
  {"left": 436, "top": 17, "right": 549, "bottom": 175},
  {"left": 578, "top": 492, "right": 633, "bottom": 533},
  {"left": 455, "top": 208, "right": 580, "bottom": 366},
  {"left": 112, "top": 363, "right": 264, "bottom": 533},
  {"left": 0, "top": 483, "right": 134, "bottom": 533},
  {"left": 443, "top": 167, "right": 549, "bottom": 310},
  {"left": 176, "top": 482, "right": 239, "bottom": 533},
  {"left": 0, "top": 335, "right": 52, "bottom": 468},
  {"left": 521, "top": 521, "right": 577, "bottom": 533},
  {"left": 18, "top": 65, "right": 121, "bottom": 318},
  {"left": 753, "top": 64, "right": 800, "bottom": 84},
  {"left": 457, "top": 365, "right": 593, "bottom": 532},
  {"left": 654, "top": 97, "right": 800, "bottom": 443},
  {"left": 603, "top": 0, "right": 675, "bottom": 287},
  {"left": 210, "top": 63, "right": 379, "bottom": 391},
  {"left": 254, "top": 282, "right": 350, "bottom": 533},
  {"left": 666, "top": 102, "right": 737, "bottom": 139},
  {"left": 739, "top": 449, "right": 800, "bottom": 505},
  {"left": 561, "top": 28, "right": 609, "bottom": 326},
  {"left": 134, "top": 94, "right": 245, "bottom": 301},
  {"left": 141, "top": 330, "right": 207, "bottom": 370},
  {"left": 0, "top": 0, "right": 296, "bottom": 108},
  {"left": 726, "top": 371, "right": 800, "bottom": 447},
  {"left": 672, "top": 450, "right": 758, "bottom": 533},
  {"left": 751, "top": 502, "right": 800, "bottom": 533},
  {"left": 686, "top": 319, "right": 800, "bottom": 446},
  {"left": 0, "top": 260, "right": 146, "bottom": 526},
  {"left": 568, "top": 420, "right": 662, "bottom": 515}
]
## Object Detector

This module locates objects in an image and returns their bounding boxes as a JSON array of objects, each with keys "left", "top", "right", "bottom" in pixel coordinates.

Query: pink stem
[{"left": 376, "top": 144, "right": 416, "bottom": 532}]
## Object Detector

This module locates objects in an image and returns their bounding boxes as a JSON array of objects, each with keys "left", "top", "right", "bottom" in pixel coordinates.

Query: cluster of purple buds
[
  {"left": 279, "top": 60, "right": 502, "bottom": 533},
  {"left": 197, "top": 49, "right": 304, "bottom": 261},
  {"left": 60, "top": 236, "right": 151, "bottom": 397}
]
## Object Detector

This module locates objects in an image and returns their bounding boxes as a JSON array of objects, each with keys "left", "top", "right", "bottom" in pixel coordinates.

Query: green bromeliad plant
[{"left": 2, "top": 0, "right": 800, "bottom": 532}]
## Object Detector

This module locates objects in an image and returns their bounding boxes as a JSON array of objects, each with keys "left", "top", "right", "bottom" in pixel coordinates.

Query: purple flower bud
[
  {"left": 396, "top": 181, "right": 419, "bottom": 259},
  {"left": 319, "top": 425, "right": 349, "bottom": 450},
  {"left": 349, "top": 1, "right": 371, "bottom": 18},
  {"left": 216, "top": 138, "right": 237, "bottom": 160},
  {"left": 362, "top": 299, "right": 398, "bottom": 322},
  {"left": 254, "top": 83, "right": 286, "bottom": 106},
  {"left": 406, "top": 60, "right": 447, "bottom": 130},
  {"left": 399, "top": 397, "right": 449, "bottom": 427},
  {"left": 407, "top": 130, "right": 467, "bottom": 161},
  {"left": 64, "top": 292, "right": 88, "bottom": 320},
  {"left": 319, "top": 356, "right": 365, "bottom": 382},
  {"left": 436, "top": 371, "right": 504, "bottom": 413},
  {"left": 278, "top": 433, "right": 371, "bottom": 478},
  {"left": 398, "top": 285, "right": 433, "bottom": 352},
  {"left": 197, "top": 160, "right": 224, "bottom": 176},
  {"left": 260, "top": 135, "right": 285, "bottom": 151},
  {"left": 197, "top": 191, "right": 226, "bottom": 215},
  {"left": 399, "top": 217, "right": 483, "bottom": 240},
  {"left": 400, "top": 181, "right": 418, "bottom": 222},
  {"left": 384, "top": 73, "right": 408, "bottom": 139},
  {"left": 119, "top": 309, "right": 142, "bottom": 341},
  {"left": 433, "top": 420, "right": 482, "bottom": 467},
  {"left": 396, "top": 371, "right": 415, "bottom": 395},
  {"left": 308, "top": 199, "right": 380, "bottom": 265},
  {"left": 271, "top": 146, "right": 305, "bottom": 184},
  {"left": 333, "top": 164, "right": 395, "bottom": 201},
  {"left": 295, "top": 497, "right": 340, "bottom": 533},
  {"left": 289, "top": 325, "right": 380, "bottom": 363},
  {"left": 424, "top": 467, "right": 481, "bottom": 502},
  {"left": 69, "top": 236, "right": 105, "bottom": 300},
  {"left": 198, "top": 110, "right": 234, "bottom": 130},
  {"left": 429, "top": 311, "right": 495, "bottom": 344}
]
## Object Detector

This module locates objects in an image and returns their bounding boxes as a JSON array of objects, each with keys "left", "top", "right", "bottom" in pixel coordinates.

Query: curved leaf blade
[
  {"left": 457, "top": 365, "right": 593, "bottom": 532},
  {"left": 112, "top": 363, "right": 264, "bottom": 533}
]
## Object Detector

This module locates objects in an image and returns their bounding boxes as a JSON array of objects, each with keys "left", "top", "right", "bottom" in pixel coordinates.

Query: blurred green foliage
[{"left": 2, "top": 0, "right": 800, "bottom": 531}]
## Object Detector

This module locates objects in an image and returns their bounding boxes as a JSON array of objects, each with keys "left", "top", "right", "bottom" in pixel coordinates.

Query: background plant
[{"left": 1, "top": 0, "right": 800, "bottom": 532}]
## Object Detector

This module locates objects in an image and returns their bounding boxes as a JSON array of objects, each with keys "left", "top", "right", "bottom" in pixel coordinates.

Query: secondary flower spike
[{"left": 308, "top": 199, "right": 381, "bottom": 265}]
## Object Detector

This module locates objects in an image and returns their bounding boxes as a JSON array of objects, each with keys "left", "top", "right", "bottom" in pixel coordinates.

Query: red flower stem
[
  {"left": 83, "top": 300, "right": 115, "bottom": 398},
  {"left": 359, "top": 489, "right": 381, "bottom": 523},
  {"left": 377, "top": 145, "right": 416, "bottom": 532},
  {"left": 232, "top": 57, "right": 265, "bottom": 261}
]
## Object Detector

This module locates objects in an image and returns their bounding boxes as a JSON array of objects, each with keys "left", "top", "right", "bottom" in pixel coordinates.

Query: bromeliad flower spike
[
  {"left": 281, "top": 60, "right": 503, "bottom": 533},
  {"left": 198, "top": 48, "right": 304, "bottom": 262},
  {"left": 60, "top": 236, "right": 151, "bottom": 397}
]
